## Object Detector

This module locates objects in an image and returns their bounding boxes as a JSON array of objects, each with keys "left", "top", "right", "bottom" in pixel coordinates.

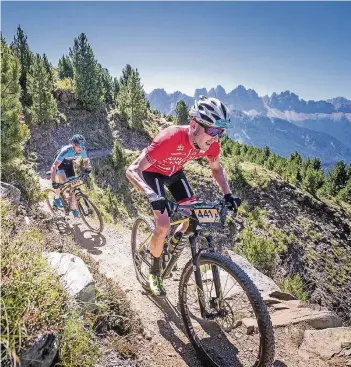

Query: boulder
[
  {"left": 272, "top": 300, "right": 303, "bottom": 310},
  {"left": 242, "top": 308, "right": 342, "bottom": 333},
  {"left": 226, "top": 250, "right": 281, "bottom": 298},
  {"left": 0, "top": 181, "right": 21, "bottom": 209},
  {"left": 44, "top": 252, "right": 96, "bottom": 310},
  {"left": 269, "top": 290, "right": 297, "bottom": 301},
  {"left": 299, "top": 327, "right": 351, "bottom": 360}
]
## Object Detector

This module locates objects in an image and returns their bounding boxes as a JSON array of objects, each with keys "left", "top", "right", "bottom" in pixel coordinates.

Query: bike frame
[
  {"left": 138, "top": 203, "right": 226, "bottom": 319},
  {"left": 57, "top": 176, "right": 85, "bottom": 216}
]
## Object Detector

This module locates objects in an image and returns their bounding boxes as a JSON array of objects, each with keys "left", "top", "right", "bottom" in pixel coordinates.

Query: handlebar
[
  {"left": 55, "top": 173, "right": 89, "bottom": 189},
  {"left": 167, "top": 199, "right": 232, "bottom": 223}
]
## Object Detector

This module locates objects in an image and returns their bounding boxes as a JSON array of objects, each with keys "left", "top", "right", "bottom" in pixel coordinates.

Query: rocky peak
[
  {"left": 194, "top": 88, "right": 208, "bottom": 100},
  {"left": 268, "top": 90, "right": 336, "bottom": 114},
  {"left": 214, "top": 85, "right": 227, "bottom": 100}
]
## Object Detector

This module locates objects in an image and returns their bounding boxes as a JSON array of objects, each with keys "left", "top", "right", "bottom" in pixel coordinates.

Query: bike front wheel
[
  {"left": 42, "top": 188, "right": 64, "bottom": 215},
  {"left": 77, "top": 195, "right": 104, "bottom": 233},
  {"left": 131, "top": 215, "right": 155, "bottom": 290},
  {"left": 179, "top": 251, "right": 275, "bottom": 367}
]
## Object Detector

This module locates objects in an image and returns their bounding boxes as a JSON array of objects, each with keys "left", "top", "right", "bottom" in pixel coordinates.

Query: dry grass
[{"left": 1, "top": 201, "right": 142, "bottom": 366}]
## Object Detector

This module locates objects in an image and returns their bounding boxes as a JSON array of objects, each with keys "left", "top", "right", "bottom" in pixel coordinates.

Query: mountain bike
[
  {"left": 43, "top": 172, "right": 104, "bottom": 234},
  {"left": 131, "top": 200, "right": 275, "bottom": 366}
]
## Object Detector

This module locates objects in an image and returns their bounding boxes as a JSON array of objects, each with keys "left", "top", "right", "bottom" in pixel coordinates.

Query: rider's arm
[
  {"left": 81, "top": 148, "right": 90, "bottom": 169},
  {"left": 83, "top": 158, "right": 91, "bottom": 169},
  {"left": 208, "top": 156, "right": 231, "bottom": 195},
  {"left": 50, "top": 160, "right": 61, "bottom": 183},
  {"left": 51, "top": 146, "right": 69, "bottom": 182},
  {"left": 126, "top": 150, "right": 156, "bottom": 196}
]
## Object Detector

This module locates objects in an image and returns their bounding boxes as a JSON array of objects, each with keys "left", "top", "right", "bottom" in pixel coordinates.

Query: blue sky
[{"left": 2, "top": 1, "right": 351, "bottom": 100}]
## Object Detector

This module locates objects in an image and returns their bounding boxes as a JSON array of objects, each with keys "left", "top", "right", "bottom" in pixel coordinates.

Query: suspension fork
[
  {"left": 190, "top": 233, "right": 207, "bottom": 318},
  {"left": 206, "top": 235, "right": 223, "bottom": 307},
  {"left": 60, "top": 187, "right": 70, "bottom": 215}
]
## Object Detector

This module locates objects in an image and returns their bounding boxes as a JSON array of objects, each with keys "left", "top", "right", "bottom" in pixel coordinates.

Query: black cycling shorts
[
  {"left": 142, "top": 170, "right": 196, "bottom": 204},
  {"left": 57, "top": 160, "right": 75, "bottom": 179}
]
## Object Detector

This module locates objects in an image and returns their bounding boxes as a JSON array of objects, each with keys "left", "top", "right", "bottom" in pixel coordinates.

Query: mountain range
[{"left": 145, "top": 86, "right": 351, "bottom": 166}]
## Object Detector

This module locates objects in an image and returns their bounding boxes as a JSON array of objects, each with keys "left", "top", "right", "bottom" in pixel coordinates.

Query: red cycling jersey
[{"left": 145, "top": 126, "right": 220, "bottom": 176}]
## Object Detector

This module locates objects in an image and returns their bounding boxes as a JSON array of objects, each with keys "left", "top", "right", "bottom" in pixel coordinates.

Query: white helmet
[{"left": 189, "top": 95, "right": 231, "bottom": 128}]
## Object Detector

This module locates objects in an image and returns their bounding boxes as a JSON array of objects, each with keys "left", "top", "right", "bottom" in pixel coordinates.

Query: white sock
[
  {"left": 71, "top": 203, "right": 77, "bottom": 210},
  {"left": 54, "top": 195, "right": 59, "bottom": 199}
]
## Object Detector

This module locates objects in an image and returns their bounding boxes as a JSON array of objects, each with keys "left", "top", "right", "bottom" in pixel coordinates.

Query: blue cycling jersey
[{"left": 55, "top": 145, "right": 88, "bottom": 164}]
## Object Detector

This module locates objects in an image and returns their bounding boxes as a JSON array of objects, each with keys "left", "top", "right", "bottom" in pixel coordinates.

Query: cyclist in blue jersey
[{"left": 50, "top": 134, "right": 91, "bottom": 217}]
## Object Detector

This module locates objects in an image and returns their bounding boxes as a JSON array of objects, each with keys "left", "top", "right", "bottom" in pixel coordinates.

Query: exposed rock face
[
  {"left": 242, "top": 308, "right": 342, "bottom": 334},
  {"left": 298, "top": 327, "right": 351, "bottom": 364},
  {"left": 0, "top": 182, "right": 21, "bottom": 209}
]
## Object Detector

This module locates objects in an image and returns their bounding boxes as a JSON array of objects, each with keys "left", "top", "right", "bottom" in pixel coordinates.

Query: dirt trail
[
  {"left": 82, "top": 224, "right": 202, "bottom": 367},
  {"left": 88, "top": 147, "right": 135, "bottom": 159}
]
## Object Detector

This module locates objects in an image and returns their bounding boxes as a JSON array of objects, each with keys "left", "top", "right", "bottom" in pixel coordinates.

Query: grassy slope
[{"left": 0, "top": 201, "right": 142, "bottom": 366}]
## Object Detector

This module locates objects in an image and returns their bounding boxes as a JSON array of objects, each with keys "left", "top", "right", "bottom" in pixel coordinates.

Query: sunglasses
[{"left": 197, "top": 121, "right": 225, "bottom": 138}]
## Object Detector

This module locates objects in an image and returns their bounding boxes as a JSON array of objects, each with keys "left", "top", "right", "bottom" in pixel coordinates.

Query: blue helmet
[
  {"left": 189, "top": 96, "right": 231, "bottom": 128},
  {"left": 70, "top": 134, "right": 86, "bottom": 147}
]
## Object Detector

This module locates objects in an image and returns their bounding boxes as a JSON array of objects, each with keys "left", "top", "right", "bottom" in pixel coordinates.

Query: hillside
[
  {"left": 25, "top": 104, "right": 351, "bottom": 325},
  {"left": 2, "top": 100, "right": 351, "bottom": 366}
]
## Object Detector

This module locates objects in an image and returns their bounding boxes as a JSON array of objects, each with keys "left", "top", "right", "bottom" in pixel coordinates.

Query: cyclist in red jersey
[{"left": 126, "top": 96, "right": 241, "bottom": 296}]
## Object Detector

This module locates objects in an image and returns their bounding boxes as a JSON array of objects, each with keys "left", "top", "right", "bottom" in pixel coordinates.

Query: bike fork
[
  {"left": 207, "top": 235, "right": 223, "bottom": 307},
  {"left": 190, "top": 234, "right": 207, "bottom": 319}
]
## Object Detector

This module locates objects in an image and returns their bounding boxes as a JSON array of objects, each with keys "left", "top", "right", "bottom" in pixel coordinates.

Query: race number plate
[
  {"left": 194, "top": 208, "right": 220, "bottom": 223},
  {"left": 71, "top": 179, "right": 83, "bottom": 188}
]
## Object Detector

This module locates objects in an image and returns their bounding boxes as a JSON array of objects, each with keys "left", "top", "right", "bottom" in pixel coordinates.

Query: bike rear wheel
[
  {"left": 131, "top": 216, "right": 155, "bottom": 290},
  {"left": 77, "top": 195, "right": 104, "bottom": 233},
  {"left": 179, "top": 251, "right": 275, "bottom": 367}
]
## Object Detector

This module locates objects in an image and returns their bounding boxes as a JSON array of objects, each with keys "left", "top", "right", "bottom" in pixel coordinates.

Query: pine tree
[
  {"left": 311, "top": 157, "right": 322, "bottom": 170},
  {"left": 70, "top": 33, "right": 103, "bottom": 110},
  {"left": 117, "top": 70, "right": 147, "bottom": 129},
  {"left": 302, "top": 166, "right": 325, "bottom": 196},
  {"left": 1, "top": 36, "right": 30, "bottom": 164},
  {"left": 112, "top": 139, "right": 126, "bottom": 170},
  {"left": 42, "top": 53, "right": 55, "bottom": 92},
  {"left": 10, "top": 25, "right": 33, "bottom": 106},
  {"left": 323, "top": 161, "right": 349, "bottom": 196},
  {"left": 120, "top": 64, "right": 132, "bottom": 85},
  {"left": 98, "top": 64, "right": 114, "bottom": 107},
  {"left": 263, "top": 146, "right": 271, "bottom": 161},
  {"left": 337, "top": 179, "right": 351, "bottom": 203},
  {"left": 27, "top": 54, "right": 57, "bottom": 124},
  {"left": 175, "top": 99, "right": 189, "bottom": 125},
  {"left": 113, "top": 77, "right": 120, "bottom": 103},
  {"left": 119, "top": 64, "right": 140, "bottom": 86},
  {"left": 265, "top": 153, "right": 278, "bottom": 171},
  {"left": 283, "top": 152, "right": 302, "bottom": 185},
  {"left": 58, "top": 54, "right": 73, "bottom": 79}
]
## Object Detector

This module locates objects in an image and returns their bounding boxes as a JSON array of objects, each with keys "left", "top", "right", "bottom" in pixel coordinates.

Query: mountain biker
[
  {"left": 50, "top": 134, "right": 91, "bottom": 217},
  {"left": 126, "top": 96, "right": 241, "bottom": 296}
]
